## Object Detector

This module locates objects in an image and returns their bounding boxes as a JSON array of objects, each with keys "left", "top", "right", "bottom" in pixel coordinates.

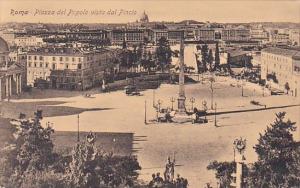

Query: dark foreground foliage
[{"left": 0, "top": 113, "right": 143, "bottom": 188}]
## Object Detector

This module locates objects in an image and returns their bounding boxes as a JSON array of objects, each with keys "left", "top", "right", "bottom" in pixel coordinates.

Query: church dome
[
  {"left": 140, "top": 11, "right": 149, "bottom": 23},
  {"left": 0, "top": 37, "right": 9, "bottom": 52}
]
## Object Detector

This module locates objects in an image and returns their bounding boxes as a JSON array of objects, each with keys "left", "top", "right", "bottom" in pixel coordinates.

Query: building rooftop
[
  {"left": 262, "top": 47, "right": 300, "bottom": 59},
  {"left": 227, "top": 49, "right": 248, "bottom": 57},
  {"left": 0, "top": 37, "right": 9, "bottom": 52},
  {"left": 27, "top": 47, "right": 115, "bottom": 56}
]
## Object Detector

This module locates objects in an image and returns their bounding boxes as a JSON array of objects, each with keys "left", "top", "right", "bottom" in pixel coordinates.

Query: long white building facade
[{"left": 261, "top": 47, "right": 300, "bottom": 97}]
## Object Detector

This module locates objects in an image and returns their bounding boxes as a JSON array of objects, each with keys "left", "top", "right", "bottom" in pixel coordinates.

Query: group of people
[
  {"left": 148, "top": 173, "right": 188, "bottom": 188},
  {"left": 148, "top": 157, "right": 188, "bottom": 188}
]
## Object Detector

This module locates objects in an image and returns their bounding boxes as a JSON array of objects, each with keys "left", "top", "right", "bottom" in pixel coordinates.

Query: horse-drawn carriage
[{"left": 124, "top": 85, "right": 141, "bottom": 96}]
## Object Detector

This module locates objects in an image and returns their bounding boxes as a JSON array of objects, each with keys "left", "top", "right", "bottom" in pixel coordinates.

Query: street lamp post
[
  {"left": 77, "top": 114, "right": 80, "bottom": 142},
  {"left": 170, "top": 97, "right": 175, "bottom": 110},
  {"left": 214, "top": 102, "right": 217, "bottom": 127},
  {"left": 156, "top": 99, "right": 162, "bottom": 121},
  {"left": 153, "top": 90, "right": 156, "bottom": 107},
  {"left": 210, "top": 78, "right": 214, "bottom": 110},
  {"left": 202, "top": 100, "right": 207, "bottom": 120},
  {"left": 144, "top": 100, "right": 147, "bottom": 124},
  {"left": 241, "top": 79, "right": 244, "bottom": 97}
]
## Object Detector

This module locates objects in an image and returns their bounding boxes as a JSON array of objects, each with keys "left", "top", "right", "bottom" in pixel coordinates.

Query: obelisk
[{"left": 177, "top": 39, "right": 186, "bottom": 114}]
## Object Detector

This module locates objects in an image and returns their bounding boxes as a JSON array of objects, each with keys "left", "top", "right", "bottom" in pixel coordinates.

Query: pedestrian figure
[
  {"left": 148, "top": 174, "right": 156, "bottom": 187},
  {"left": 155, "top": 172, "right": 163, "bottom": 183}
]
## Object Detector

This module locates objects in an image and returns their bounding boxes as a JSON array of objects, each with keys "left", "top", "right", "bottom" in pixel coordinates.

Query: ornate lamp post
[
  {"left": 144, "top": 100, "right": 147, "bottom": 124},
  {"left": 77, "top": 114, "right": 80, "bottom": 142},
  {"left": 170, "top": 97, "right": 175, "bottom": 110},
  {"left": 214, "top": 102, "right": 217, "bottom": 127},
  {"left": 241, "top": 79, "right": 244, "bottom": 97},
  {"left": 190, "top": 97, "right": 195, "bottom": 111},
  {"left": 156, "top": 99, "right": 162, "bottom": 120},
  {"left": 209, "top": 77, "right": 215, "bottom": 110},
  {"left": 153, "top": 90, "right": 156, "bottom": 107},
  {"left": 202, "top": 100, "right": 207, "bottom": 120},
  {"left": 232, "top": 137, "right": 247, "bottom": 188}
]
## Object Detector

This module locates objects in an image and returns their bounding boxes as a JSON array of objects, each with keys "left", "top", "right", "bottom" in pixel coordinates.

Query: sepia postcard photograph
[{"left": 0, "top": 0, "right": 299, "bottom": 187}]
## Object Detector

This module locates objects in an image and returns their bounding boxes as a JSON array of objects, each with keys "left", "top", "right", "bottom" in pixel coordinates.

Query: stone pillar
[
  {"left": 9, "top": 75, "right": 12, "bottom": 96},
  {"left": 5, "top": 77, "right": 9, "bottom": 98},
  {"left": 16, "top": 74, "right": 19, "bottom": 95},
  {"left": 0, "top": 78, "right": 2, "bottom": 100},
  {"left": 236, "top": 155, "right": 243, "bottom": 188},
  {"left": 19, "top": 74, "right": 22, "bottom": 94},
  {"left": 177, "top": 39, "right": 186, "bottom": 114}
]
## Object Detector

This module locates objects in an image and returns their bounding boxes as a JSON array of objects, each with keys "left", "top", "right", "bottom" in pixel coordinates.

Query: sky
[{"left": 0, "top": 0, "right": 299, "bottom": 23}]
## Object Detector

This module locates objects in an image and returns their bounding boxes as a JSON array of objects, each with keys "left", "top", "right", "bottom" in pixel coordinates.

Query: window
[
  {"left": 65, "top": 64, "right": 69, "bottom": 69},
  {"left": 78, "top": 57, "right": 81, "bottom": 62},
  {"left": 28, "top": 62, "right": 32, "bottom": 67},
  {"left": 45, "top": 63, "right": 49, "bottom": 68},
  {"left": 34, "top": 56, "right": 37, "bottom": 60},
  {"left": 52, "top": 57, "right": 56, "bottom": 61},
  {"left": 72, "top": 57, "right": 75, "bottom": 62},
  {"left": 52, "top": 63, "right": 56, "bottom": 70},
  {"left": 39, "top": 56, "right": 43, "bottom": 61},
  {"left": 40, "top": 62, "right": 43, "bottom": 67},
  {"left": 66, "top": 57, "right": 69, "bottom": 61},
  {"left": 60, "top": 57, "right": 63, "bottom": 61},
  {"left": 28, "top": 56, "right": 31, "bottom": 60},
  {"left": 78, "top": 64, "right": 82, "bottom": 69},
  {"left": 34, "top": 63, "right": 37, "bottom": 67}
]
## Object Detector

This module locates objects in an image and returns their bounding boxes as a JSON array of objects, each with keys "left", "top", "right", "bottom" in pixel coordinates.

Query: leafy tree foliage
[
  {"left": 208, "top": 112, "right": 300, "bottom": 188},
  {"left": 0, "top": 113, "right": 59, "bottom": 188},
  {"left": 64, "top": 141, "right": 141, "bottom": 188},
  {"left": 214, "top": 42, "right": 220, "bottom": 71},
  {"left": 248, "top": 112, "right": 300, "bottom": 187},
  {"left": 208, "top": 49, "right": 214, "bottom": 71},
  {"left": 207, "top": 160, "right": 236, "bottom": 187},
  {"left": 155, "top": 37, "right": 172, "bottom": 72},
  {"left": 0, "top": 111, "right": 143, "bottom": 188},
  {"left": 201, "top": 44, "right": 209, "bottom": 72}
]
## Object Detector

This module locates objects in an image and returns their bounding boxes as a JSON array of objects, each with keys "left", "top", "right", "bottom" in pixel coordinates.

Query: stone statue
[
  {"left": 86, "top": 131, "right": 96, "bottom": 145},
  {"left": 164, "top": 156, "right": 175, "bottom": 182}
]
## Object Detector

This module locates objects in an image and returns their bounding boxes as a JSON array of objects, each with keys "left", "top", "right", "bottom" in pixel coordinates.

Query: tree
[
  {"left": 0, "top": 112, "right": 149, "bottom": 188},
  {"left": 0, "top": 111, "right": 60, "bottom": 188},
  {"left": 208, "top": 112, "right": 300, "bottom": 188},
  {"left": 201, "top": 44, "right": 209, "bottom": 72},
  {"left": 214, "top": 42, "right": 220, "bottom": 71},
  {"left": 64, "top": 141, "right": 141, "bottom": 188},
  {"left": 248, "top": 112, "right": 300, "bottom": 188},
  {"left": 208, "top": 49, "right": 214, "bottom": 72},
  {"left": 207, "top": 160, "right": 236, "bottom": 187},
  {"left": 155, "top": 37, "right": 172, "bottom": 72}
]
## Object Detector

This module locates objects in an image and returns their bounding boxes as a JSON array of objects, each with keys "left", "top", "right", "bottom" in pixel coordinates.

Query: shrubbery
[{"left": 0, "top": 112, "right": 142, "bottom": 188}]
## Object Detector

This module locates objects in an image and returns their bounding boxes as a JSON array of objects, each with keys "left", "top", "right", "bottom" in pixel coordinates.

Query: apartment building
[{"left": 261, "top": 47, "right": 300, "bottom": 97}]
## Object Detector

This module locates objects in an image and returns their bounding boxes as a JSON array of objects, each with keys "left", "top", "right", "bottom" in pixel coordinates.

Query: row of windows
[
  {"left": 28, "top": 62, "right": 82, "bottom": 70},
  {"left": 28, "top": 56, "right": 82, "bottom": 62},
  {"left": 28, "top": 71, "right": 47, "bottom": 75},
  {"left": 262, "top": 53, "right": 289, "bottom": 63}
]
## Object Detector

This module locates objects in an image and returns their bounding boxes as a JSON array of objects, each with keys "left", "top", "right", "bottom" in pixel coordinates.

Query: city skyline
[{"left": 0, "top": 0, "right": 299, "bottom": 24}]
